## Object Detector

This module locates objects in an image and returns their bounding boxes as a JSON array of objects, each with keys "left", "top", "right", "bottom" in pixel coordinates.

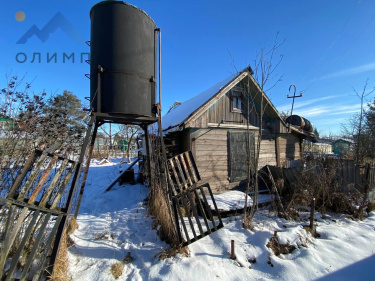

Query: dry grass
[
  {"left": 368, "top": 202, "right": 375, "bottom": 212},
  {"left": 65, "top": 217, "right": 78, "bottom": 235},
  {"left": 285, "top": 160, "right": 363, "bottom": 217},
  {"left": 266, "top": 231, "right": 297, "bottom": 256},
  {"left": 110, "top": 261, "right": 124, "bottom": 279},
  {"left": 158, "top": 246, "right": 190, "bottom": 260},
  {"left": 49, "top": 229, "right": 71, "bottom": 281},
  {"left": 122, "top": 252, "right": 134, "bottom": 264},
  {"left": 50, "top": 217, "right": 78, "bottom": 281},
  {"left": 149, "top": 184, "right": 179, "bottom": 247},
  {"left": 93, "top": 230, "right": 114, "bottom": 241}
]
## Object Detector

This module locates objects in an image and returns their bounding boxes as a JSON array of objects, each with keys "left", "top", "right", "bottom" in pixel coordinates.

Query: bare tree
[
  {"left": 0, "top": 74, "right": 86, "bottom": 190},
  {"left": 117, "top": 124, "right": 140, "bottom": 163},
  {"left": 99, "top": 123, "right": 117, "bottom": 161},
  {"left": 242, "top": 33, "right": 285, "bottom": 229},
  {"left": 341, "top": 78, "right": 375, "bottom": 163}
]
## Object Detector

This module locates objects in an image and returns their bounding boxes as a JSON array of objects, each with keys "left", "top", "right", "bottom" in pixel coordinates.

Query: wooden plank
[
  {"left": 173, "top": 198, "right": 191, "bottom": 244},
  {"left": 195, "top": 155, "right": 227, "bottom": 161},
  {"left": 174, "top": 156, "right": 187, "bottom": 190},
  {"left": 8, "top": 151, "right": 39, "bottom": 199},
  {"left": 195, "top": 159, "right": 227, "bottom": 165},
  {"left": 194, "top": 163, "right": 227, "bottom": 169},
  {"left": 193, "top": 189, "right": 211, "bottom": 234},
  {"left": 193, "top": 129, "right": 230, "bottom": 136},
  {"left": 105, "top": 158, "right": 139, "bottom": 192},
  {"left": 179, "top": 154, "right": 193, "bottom": 187},
  {"left": 17, "top": 152, "right": 51, "bottom": 201},
  {"left": 28, "top": 156, "right": 58, "bottom": 204},
  {"left": 50, "top": 162, "right": 78, "bottom": 209},
  {"left": 167, "top": 171, "right": 178, "bottom": 196},
  {"left": 31, "top": 214, "right": 63, "bottom": 281},
  {"left": 186, "top": 192, "right": 205, "bottom": 236},
  {"left": 205, "top": 184, "right": 224, "bottom": 226},
  {"left": 184, "top": 152, "right": 198, "bottom": 183},
  {"left": 195, "top": 144, "right": 227, "bottom": 152},
  {"left": 19, "top": 212, "right": 52, "bottom": 280},
  {"left": 39, "top": 159, "right": 69, "bottom": 207},
  {"left": 195, "top": 166, "right": 227, "bottom": 173},
  {"left": 180, "top": 194, "right": 198, "bottom": 240},
  {"left": 169, "top": 159, "right": 182, "bottom": 191},
  {"left": 196, "top": 150, "right": 227, "bottom": 156},
  {"left": 194, "top": 139, "right": 228, "bottom": 146},
  {"left": 6, "top": 210, "right": 41, "bottom": 280},
  {"left": 0, "top": 207, "right": 29, "bottom": 273},
  {"left": 198, "top": 187, "right": 217, "bottom": 230},
  {"left": 200, "top": 171, "right": 228, "bottom": 177},
  {"left": 258, "top": 153, "right": 277, "bottom": 158}
]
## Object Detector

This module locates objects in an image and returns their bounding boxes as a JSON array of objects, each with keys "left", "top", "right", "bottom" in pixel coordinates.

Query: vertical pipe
[
  {"left": 97, "top": 65, "right": 102, "bottom": 113},
  {"left": 143, "top": 125, "right": 152, "bottom": 182},
  {"left": 154, "top": 28, "right": 157, "bottom": 106},
  {"left": 158, "top": 29, "right": 162, "bottom": 107},
  {"left": 230, "top": 240, "right": 236, "bottom": 259},
  {"left": 310, "top": 197, "right": 315, "bottom": 234}
]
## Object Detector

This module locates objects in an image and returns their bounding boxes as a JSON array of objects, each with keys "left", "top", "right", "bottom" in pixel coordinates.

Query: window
[{"left": 231, "top": 90, "right": 243, "bottom": 112}]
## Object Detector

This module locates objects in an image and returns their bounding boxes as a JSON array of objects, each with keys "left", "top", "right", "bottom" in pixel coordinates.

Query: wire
[
  {"left": 302, "top": 7, "right": 375, "bottom": 94},
  {"left": 299, "top": 1, "right": 361, "bottom": 84}
]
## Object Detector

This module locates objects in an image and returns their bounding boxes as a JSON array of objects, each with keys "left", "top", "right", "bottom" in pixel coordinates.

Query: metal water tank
[
  {"left": 90, "top": 1, "right": 156, "bottom": 117},
  {"left": 286, "top": 115, "right": 314, "bottom": 132}
]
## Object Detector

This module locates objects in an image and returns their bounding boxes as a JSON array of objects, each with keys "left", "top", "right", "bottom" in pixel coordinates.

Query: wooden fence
[
  {"left": 306, "top": 159, "right": 375, "bottom": 191},
  {"left": 0, "top": 149, "right": 82, "bottom": 280},
  {"left": 267, "top": 159, "right": 375, "bottom": 195}
]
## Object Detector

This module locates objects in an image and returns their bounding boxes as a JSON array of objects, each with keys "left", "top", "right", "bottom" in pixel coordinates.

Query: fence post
[
  {"left": 230, "top": 240, "right": 236, "bottom": 260},
  {"left": 310, "top": 198, "right": 315, "bottom": 234}
]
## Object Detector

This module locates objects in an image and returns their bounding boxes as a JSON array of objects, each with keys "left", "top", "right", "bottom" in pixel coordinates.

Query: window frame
[{"left": 231, "top": 88, "right": 244, "bottom": 113}]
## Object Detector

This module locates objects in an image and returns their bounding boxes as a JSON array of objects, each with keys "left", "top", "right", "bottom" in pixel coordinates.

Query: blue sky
[{"left": 1, "top": 0, "right": 375, "bottom": 136}]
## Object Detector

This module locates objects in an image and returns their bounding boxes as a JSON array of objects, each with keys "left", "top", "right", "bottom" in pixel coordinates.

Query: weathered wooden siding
[
  {"left": 258, "top": 130, "right": 277, "bottom": 168},
  {"left": 190, "top": 128, "right": 278, "bottom": 192},
  {"left": 191, "top": 128, "right": 229, "bottom": 192},
  {"left": 278, "top": 134, "right": 302, "bottom": 166},
  {"left": 188, "top": 90, "right": 260, "bottom": 128}
]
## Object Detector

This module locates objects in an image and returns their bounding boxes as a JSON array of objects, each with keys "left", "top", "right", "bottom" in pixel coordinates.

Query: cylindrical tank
[
  {"left": 285, "top": 115, "right": 314, "bottom": 132},
  {"left": 90, "top": 1, "right": 156, "bottom": 117}
]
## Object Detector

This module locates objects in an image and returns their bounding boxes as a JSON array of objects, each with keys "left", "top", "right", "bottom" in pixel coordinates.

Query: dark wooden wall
[
  {"left": 189, "top": 128, "right": 279, "bottom": 192},
  {"left": 277, "top": 134, "right": 302, "bottom": 166},
  {"left": 166, "top": 131, "right": 302, "bottom": 193},
  {"left": 187, "top": 90, "right": 260, "bottom": 128}
]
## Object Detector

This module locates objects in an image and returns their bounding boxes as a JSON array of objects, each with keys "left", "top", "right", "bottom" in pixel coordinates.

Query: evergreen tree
[{"left": 42, "top": 90, "right": 86, "bottom": 155}]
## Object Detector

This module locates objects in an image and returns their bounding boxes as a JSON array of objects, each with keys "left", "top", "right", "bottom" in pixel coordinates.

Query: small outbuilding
[
  {"left": 163, "top": 67, "right": 316, "bottom": 192},
  {"left": 332, "top": 138, "right": 354, "bottom": 156}
]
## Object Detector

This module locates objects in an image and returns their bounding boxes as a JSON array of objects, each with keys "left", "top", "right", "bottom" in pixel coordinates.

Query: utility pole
[{"left": 287, "top": 84, "right": 303, "bottom": 132}]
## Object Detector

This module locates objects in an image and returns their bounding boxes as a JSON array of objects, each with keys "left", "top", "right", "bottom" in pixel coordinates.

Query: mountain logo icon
[{"left": 17, "top": 12, "right": 85, "bottom": 44}]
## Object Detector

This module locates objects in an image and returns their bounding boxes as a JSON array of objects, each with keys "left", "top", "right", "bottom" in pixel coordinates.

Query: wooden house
[
  {"left": 303, "top": 140, "right": 333, "bottom": 155},
  {"left": 163, "top": 67, "right": 316, "bottom": 192}
]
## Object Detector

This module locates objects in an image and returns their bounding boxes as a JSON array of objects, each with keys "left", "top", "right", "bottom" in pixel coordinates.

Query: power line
[
  {"left": 299, "top": 1, "right": 361, "bottom": 84},
  {"left": 302, "top": 8, "right": 375, "bottom": 95}
]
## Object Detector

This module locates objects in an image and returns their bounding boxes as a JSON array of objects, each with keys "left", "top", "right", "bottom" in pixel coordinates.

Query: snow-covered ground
[{"left": 69, "top": 158, "right": 375, "bottom": 280}]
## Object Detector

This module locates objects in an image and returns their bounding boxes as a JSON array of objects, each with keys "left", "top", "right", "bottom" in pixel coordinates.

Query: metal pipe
[
  {"left": 97, "top": 65, "right": 103, "bottom": 113},
  {"left": 158, "top": 29, "right": 162, "bottom": 107},
  {"left": 154, "top": 28, "right": 157, "bottom": 107}
]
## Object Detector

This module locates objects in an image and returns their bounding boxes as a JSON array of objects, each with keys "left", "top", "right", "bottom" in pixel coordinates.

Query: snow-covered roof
[
  {"left": 162, "top": 74, "right": 237, "bottom": 131},
  {"left": 333, "top": 138, "right": 355, "bottom": 144}
]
